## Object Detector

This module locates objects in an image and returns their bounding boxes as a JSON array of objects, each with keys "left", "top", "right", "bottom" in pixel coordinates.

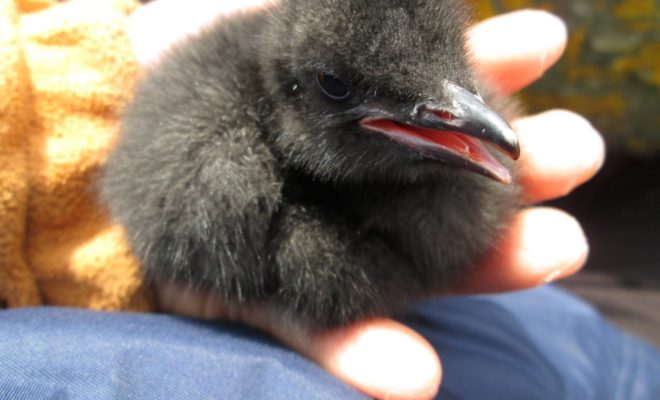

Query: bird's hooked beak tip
[
  {"left": 439, "top": 82, "right": 520, "bottom": 161},
  {"left": 359, "top": 83, "right": 519, "bottom": 184}
]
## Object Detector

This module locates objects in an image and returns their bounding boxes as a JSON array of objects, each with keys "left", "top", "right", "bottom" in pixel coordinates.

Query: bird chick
[{"left": 101, "top": 0, "right": 521, "bottom": 329}]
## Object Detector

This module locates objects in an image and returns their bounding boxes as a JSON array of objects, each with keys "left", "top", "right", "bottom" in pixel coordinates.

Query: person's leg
[
  {"left": 3, "top": 286, "right": 659, "bottom": 400},
  {"left": 0, "top": 308, "right": 364, "bottom": 400},
  {"left": 403, "top": 285, "right": 660, "bottom": 400}
]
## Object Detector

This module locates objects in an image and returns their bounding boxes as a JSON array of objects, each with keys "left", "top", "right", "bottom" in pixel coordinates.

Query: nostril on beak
[
  {"left": 411, "top": 102, "right": 456, "bottom": 122},
  {"left": 433, "top": 110, "right": 455, "bottom": 121}
]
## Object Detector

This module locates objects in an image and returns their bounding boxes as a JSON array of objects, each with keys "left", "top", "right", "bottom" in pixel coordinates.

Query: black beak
[
  {"left": 359, "top": 82, "right": 519, "bottom": 184},
  {"left": 414, "top": 83, "right": 520, "bottom": 160}
]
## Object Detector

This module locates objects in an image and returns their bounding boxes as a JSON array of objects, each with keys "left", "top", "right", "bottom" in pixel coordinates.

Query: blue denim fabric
[
  {"left": 403, "top": 286, "right": 660, "bottom": 400},
  {"left": 0, "top": 309, "right": 364, "bottom": 399},
  {"left": 1, "top": 286, "right": 658, "bottom": 400}
]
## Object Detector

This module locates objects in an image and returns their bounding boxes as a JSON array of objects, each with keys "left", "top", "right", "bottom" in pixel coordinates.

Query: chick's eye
[{"left": 317, "top": 72, "right": 351, "bottom": 101}]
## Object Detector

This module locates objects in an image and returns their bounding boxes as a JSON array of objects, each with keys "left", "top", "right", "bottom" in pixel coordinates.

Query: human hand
[{"left": 128, "top": 3, "right": 604, "bottom": 399}]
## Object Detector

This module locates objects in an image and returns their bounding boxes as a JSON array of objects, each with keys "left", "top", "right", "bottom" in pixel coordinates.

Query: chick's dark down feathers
[{"left": 101, "top": 0, "right": 520, "bottom": 329}]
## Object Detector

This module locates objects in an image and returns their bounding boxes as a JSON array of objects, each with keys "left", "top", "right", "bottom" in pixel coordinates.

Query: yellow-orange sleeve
[{"left": 0, "top": 0, "right": 155, "bottom": 311}]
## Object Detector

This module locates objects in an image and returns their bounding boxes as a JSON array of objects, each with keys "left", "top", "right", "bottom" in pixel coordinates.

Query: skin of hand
[{"left": 128, "top": 2, "right": 605, "bottom": 399}]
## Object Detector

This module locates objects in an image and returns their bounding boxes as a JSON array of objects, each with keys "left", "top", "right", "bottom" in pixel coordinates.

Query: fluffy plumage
[{"left": 101, "top": 0, "right": 520, "bottom": 329}]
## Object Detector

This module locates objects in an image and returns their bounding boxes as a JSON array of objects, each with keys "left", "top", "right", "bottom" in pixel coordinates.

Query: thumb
[
  {"left": 268, "top": 318, "right": 442, "bottom": 400},
  {"left": 157, "top": 283, "right": 441, "bottom": 400}
]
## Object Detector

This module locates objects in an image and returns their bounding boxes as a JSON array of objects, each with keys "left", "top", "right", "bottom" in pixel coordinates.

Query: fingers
[
  {"left": 456, "top": 207, "right": 589, "bottom": 294},
  {"left": 468, "top": 10, "right": 568, "bottom": 94},
  {"left": 515, "top": 110, "right": 605, "bottom": 202},
  {"left": 132, "top": 6, "right": 568, "bottom": 94},
  {"left": 267, "top": 319, "right": 442, "bottom": 400}
]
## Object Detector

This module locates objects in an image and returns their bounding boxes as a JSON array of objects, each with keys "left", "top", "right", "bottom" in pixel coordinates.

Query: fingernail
[
  {"left": 543, "top": 269, "right": 564, "bottom": 284},
  {"left": 543, "top": 245, "right": 589, "bottom": 284}
]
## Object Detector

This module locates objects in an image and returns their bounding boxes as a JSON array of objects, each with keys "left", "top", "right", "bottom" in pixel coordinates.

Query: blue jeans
[{"left": 1, "top": 286, "right": 659, "bottom": 399}]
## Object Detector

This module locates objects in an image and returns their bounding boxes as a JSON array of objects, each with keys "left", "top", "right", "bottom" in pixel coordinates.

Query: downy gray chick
[{"left": 101, "top": 0, "right": 521, "bottom": 329}]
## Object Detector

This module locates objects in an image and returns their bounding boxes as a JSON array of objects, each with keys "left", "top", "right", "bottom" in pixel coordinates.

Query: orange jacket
[{"left": 0, "top": 0, "right": 153, "bottom": 311}]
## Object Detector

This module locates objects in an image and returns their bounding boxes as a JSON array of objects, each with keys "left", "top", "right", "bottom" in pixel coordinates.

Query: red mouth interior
[{"left": 360, "top": 118, "right": 511, "bottom": 183}]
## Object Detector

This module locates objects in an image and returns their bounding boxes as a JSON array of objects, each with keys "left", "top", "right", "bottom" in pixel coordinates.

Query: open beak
[{"left": 359, "top": 82, "right": 519, "bottom": 184}]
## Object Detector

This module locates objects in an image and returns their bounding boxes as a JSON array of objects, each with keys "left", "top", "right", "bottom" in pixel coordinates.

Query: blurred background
[{"left": 474, "top": 0, "right": 660, "bottom": 345}]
